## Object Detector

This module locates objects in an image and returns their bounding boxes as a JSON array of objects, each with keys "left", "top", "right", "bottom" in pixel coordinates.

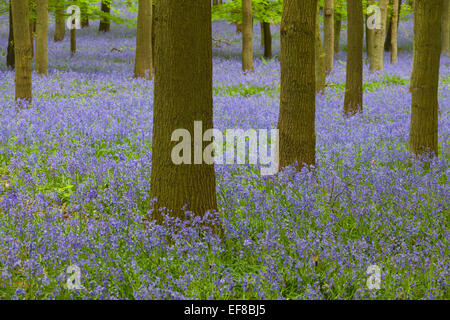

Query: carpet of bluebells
[{"left": 0, "top": 12, "right": 449, "bottom": 300}]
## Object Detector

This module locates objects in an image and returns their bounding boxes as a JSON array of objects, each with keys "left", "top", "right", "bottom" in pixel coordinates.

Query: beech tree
[
  {"left": 315, "top": 3, "right": 326, "bottom": 93},
  {"left": 134, "top": 0, "right": 153, "bottom": 79},
  {"left": 278, "top": 0, "right": 317, "bottom": 170},
  {"left": 242, "top": 0, "right": 253, "bottom": 71},
  {"left": 11, "top": 0, "right": 32, "bottom": 104},
  {"left": 324, "top": 0, "right": 334, "bottom": 73},
  {"left": 370, "top": 0, "right": 387, "bottom": 71},
  {"left": 344, "top": 0, "right": 364, "bottom": 117},
  {"left": 35, "top": 0, "right": 48, "bottom": 75},
  {"left": 409, "top": 0, "right": 442, "bottom": 156},
  {"left": 150, "top": 0, "right": 218, "bottom": 226},
  {"left": 7, "top": 1, "right": 14, "bottom": 69},
  {"left": 54, "top": 0, "right": 65, "bottom": 42}
]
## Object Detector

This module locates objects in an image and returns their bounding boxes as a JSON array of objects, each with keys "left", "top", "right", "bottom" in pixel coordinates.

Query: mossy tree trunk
[
  {"left": 54, "top": 0, "right": 65, "bottom": 42},
  {"left": 315, "top": 3, "right": 326, "bottom": 93},
  {"left": 324, "top": 0, "right": 334, "bottom": 73},
  {"left": 278, "top": 0, "right": 317, "bottom": 170},
  {"left": 409, "top": 0, "right": 442, "bottom": 156},
  {"left": 242, "top": 0, "right": 253, "bottom": 71},
  {"left": 11, "top": 0, "right": 32, "bottom": 104},
  {"left": 334, "top": 11, "right": 342, "bottom": 53},
  {"left": 135, "top": 0, "right": 153, "bottom": 79},
  {"left": 7, "top": 1, "right": 15, "bottom": 69},
  {"left": 35, "top": 0, "right": 48, "bottom": 75},
  {"left": 344, "top": 0, "right": 364, "bottom": 117},
  {"left": 391, "top": 0, "right": 399, "bottom": 63},
  {"left": 150, "top": 0, "right": 218, "bottom": 228}
]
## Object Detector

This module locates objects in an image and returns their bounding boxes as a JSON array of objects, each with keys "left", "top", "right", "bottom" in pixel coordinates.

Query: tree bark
[
  {"left": 7, "top": 2, "right": 15, "bottom": 69},
  {"left": 324, "top": 0, "right": 334, "bottom": 73},
  {"left": 278, "top": 0, "right": 317, "bottom": 170},
  {"left": 242, "top": 0, "right": 253, "bottom": 71},
  {"left": 150, "top": 0, "right": 218, "bottom": 227},
  {"left": 370, "top": 0, "right": 388, "bottom": 71},
  {"left": 135, "top": 0, "right": 153, "bottom": 79},
  {"left": 263, "top": 22, "right": 272, "bottom": 58},
  {"left": 99, "top": 1, "right": 111, "bottom": 32},
  {"left": 344, "top": 0, "right": 364, "bottom": 117},
  {"left": 70, "top": 28, "right": 76, "bottom": 56},
  {"left": 391, "top": 0, "right": 399, "bottom": 63},
  {"left": 409, "top": 0, "right": 442, "bottom": 156},
  {"left": 36, "top": 0, "right": 48, "bottom": 75},
  {"left": 334, "top": 11, "right": 342, "bottom": 53},
  {"left": 54, "top": 0, "right": 65, "bottom": 42},
  {"left": 385, "top": 0, "right": 402, "bottom": 51},
  {"left": 11, "top": 0, "right": 32, "bottom": 104},
  {"left": 315, "top": 3, "right": 326, "bottom": 93}
]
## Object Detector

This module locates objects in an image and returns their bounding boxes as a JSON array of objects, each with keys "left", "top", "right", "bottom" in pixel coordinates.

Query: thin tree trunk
[
  {"left": 242, "top": 0, "right": 253, "bottom": 71},
  {"left": 278, "top": 0, "right": 317, "bottom": 170},
  {"left": 36, "top": 0, "right": 48, "bottom": 75},
  {"left": 370, "top": 0, "right": 388, "bottom": 71},
  {"left": 263, "top": 22, "right": 272, "bottom": 58},
  {"left": 385, "top": 0, "right": 403, "bottom": 51},
  {"left": 334, "top": 12, "right": 342, "bottom": 53},
  {"left": 99, "top": 1, "right": 111, "bottom": 32},
  {"left": 409, "top": 0, "right": 442, "bottom": 156},
  {"left": 135, "top": 0, "right": 153, "bottom": 79},
  {"left": 54, "top": 0, "right": 65, "bottom": 42},
  {"left": 70, "top": 28, "right": 76, "bottom": 56},
  {"left": 344, "top": 0, "right": 364, "bottom": 117},
  {"left": 7, "top": 2, "right": 15, "bottom": 69},
  {"left": 11, "top": 0, "right": 32, "bottom": 104},
  {"left": 366, "top": 0, "right": 375, "bottom": 64},
  {"left": 150, "top": 0, "right": 218, "bottom": 228},
  {"left": 324, "top": 0, "right": 334, "bottom": 73},
  {"left": 391, "top": 0, "right": 399, "bottom": 63},
  {"left": 315, "top": 3, "right": 326, "bottom": 93}
]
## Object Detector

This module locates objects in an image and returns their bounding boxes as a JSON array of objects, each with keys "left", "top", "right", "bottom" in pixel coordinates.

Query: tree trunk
[
  {"left": 242, "top": 0, "right": 253, "bottom": 71},
  {"left": 385, "top": 0, "right": 403, "bottom": 51},
  {"left": 29, "top": 20, "right": 35, "bottom": 59},
  {"left": 344, "top": 0, "right": 364, "bottom": 117},
  {"left": 7, "top": 2, "right": 15, "bottom": 69},
  {"left": 11, "top": 0, "right": 32, "bottom": 104},
  {"left": 70, "top": 28, "right": 76, "bottom": 56},
  {"left": 35, "top": 0, "right": 48, "bottom": 75},
  {"left": 150, "top": 0, "right": 218, "bottom": 227},
  {"left": 263, "top": 22, "right": 272, "bottom": 58},
  {"left": 391, "top": 0, "right": 399, "bottom": 63},
  {"left": 370, "top": 0, "right": 388, "bottom": 71},
  {"left": 99, "top": 1, "right": 111, "bottom": 32},
  {"left": 135, "top": 0, "right": 153, "bottom": 79},
  {"left": 334, "top": 12, "right": 342, "bottom": 53},
  {"left": 278, "top": 0, "right": 317, "bottom": 170},
  {"left": 54, "top": 0, "right": 65, "bottom": 42},
  {"left": 409, "top": 0, "right": 442, "bottom": 156},
  {"left": 324, "top": 0, "right": 334, "bottom": 73},
  {"left": 443, "top": 0, "right": 449, "bottom": 55},
  {"left": 315, "top": 3, "right": 326, "bottom": 93}
]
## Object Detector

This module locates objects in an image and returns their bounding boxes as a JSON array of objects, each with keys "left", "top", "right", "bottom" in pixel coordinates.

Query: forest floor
[{"left": 0, "top": 16, "right": 449, "bottom": 299}]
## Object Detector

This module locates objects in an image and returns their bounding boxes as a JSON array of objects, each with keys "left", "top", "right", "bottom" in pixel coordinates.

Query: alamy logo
[
  {"left": 367, "top": 5, "right": 381, "bottom": 30},
  {"left": 171, "top": 121, "right": 279, "bottom": 176},
  {"left": 66, "top": 5, "right": 81, "bottom": 30}
]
